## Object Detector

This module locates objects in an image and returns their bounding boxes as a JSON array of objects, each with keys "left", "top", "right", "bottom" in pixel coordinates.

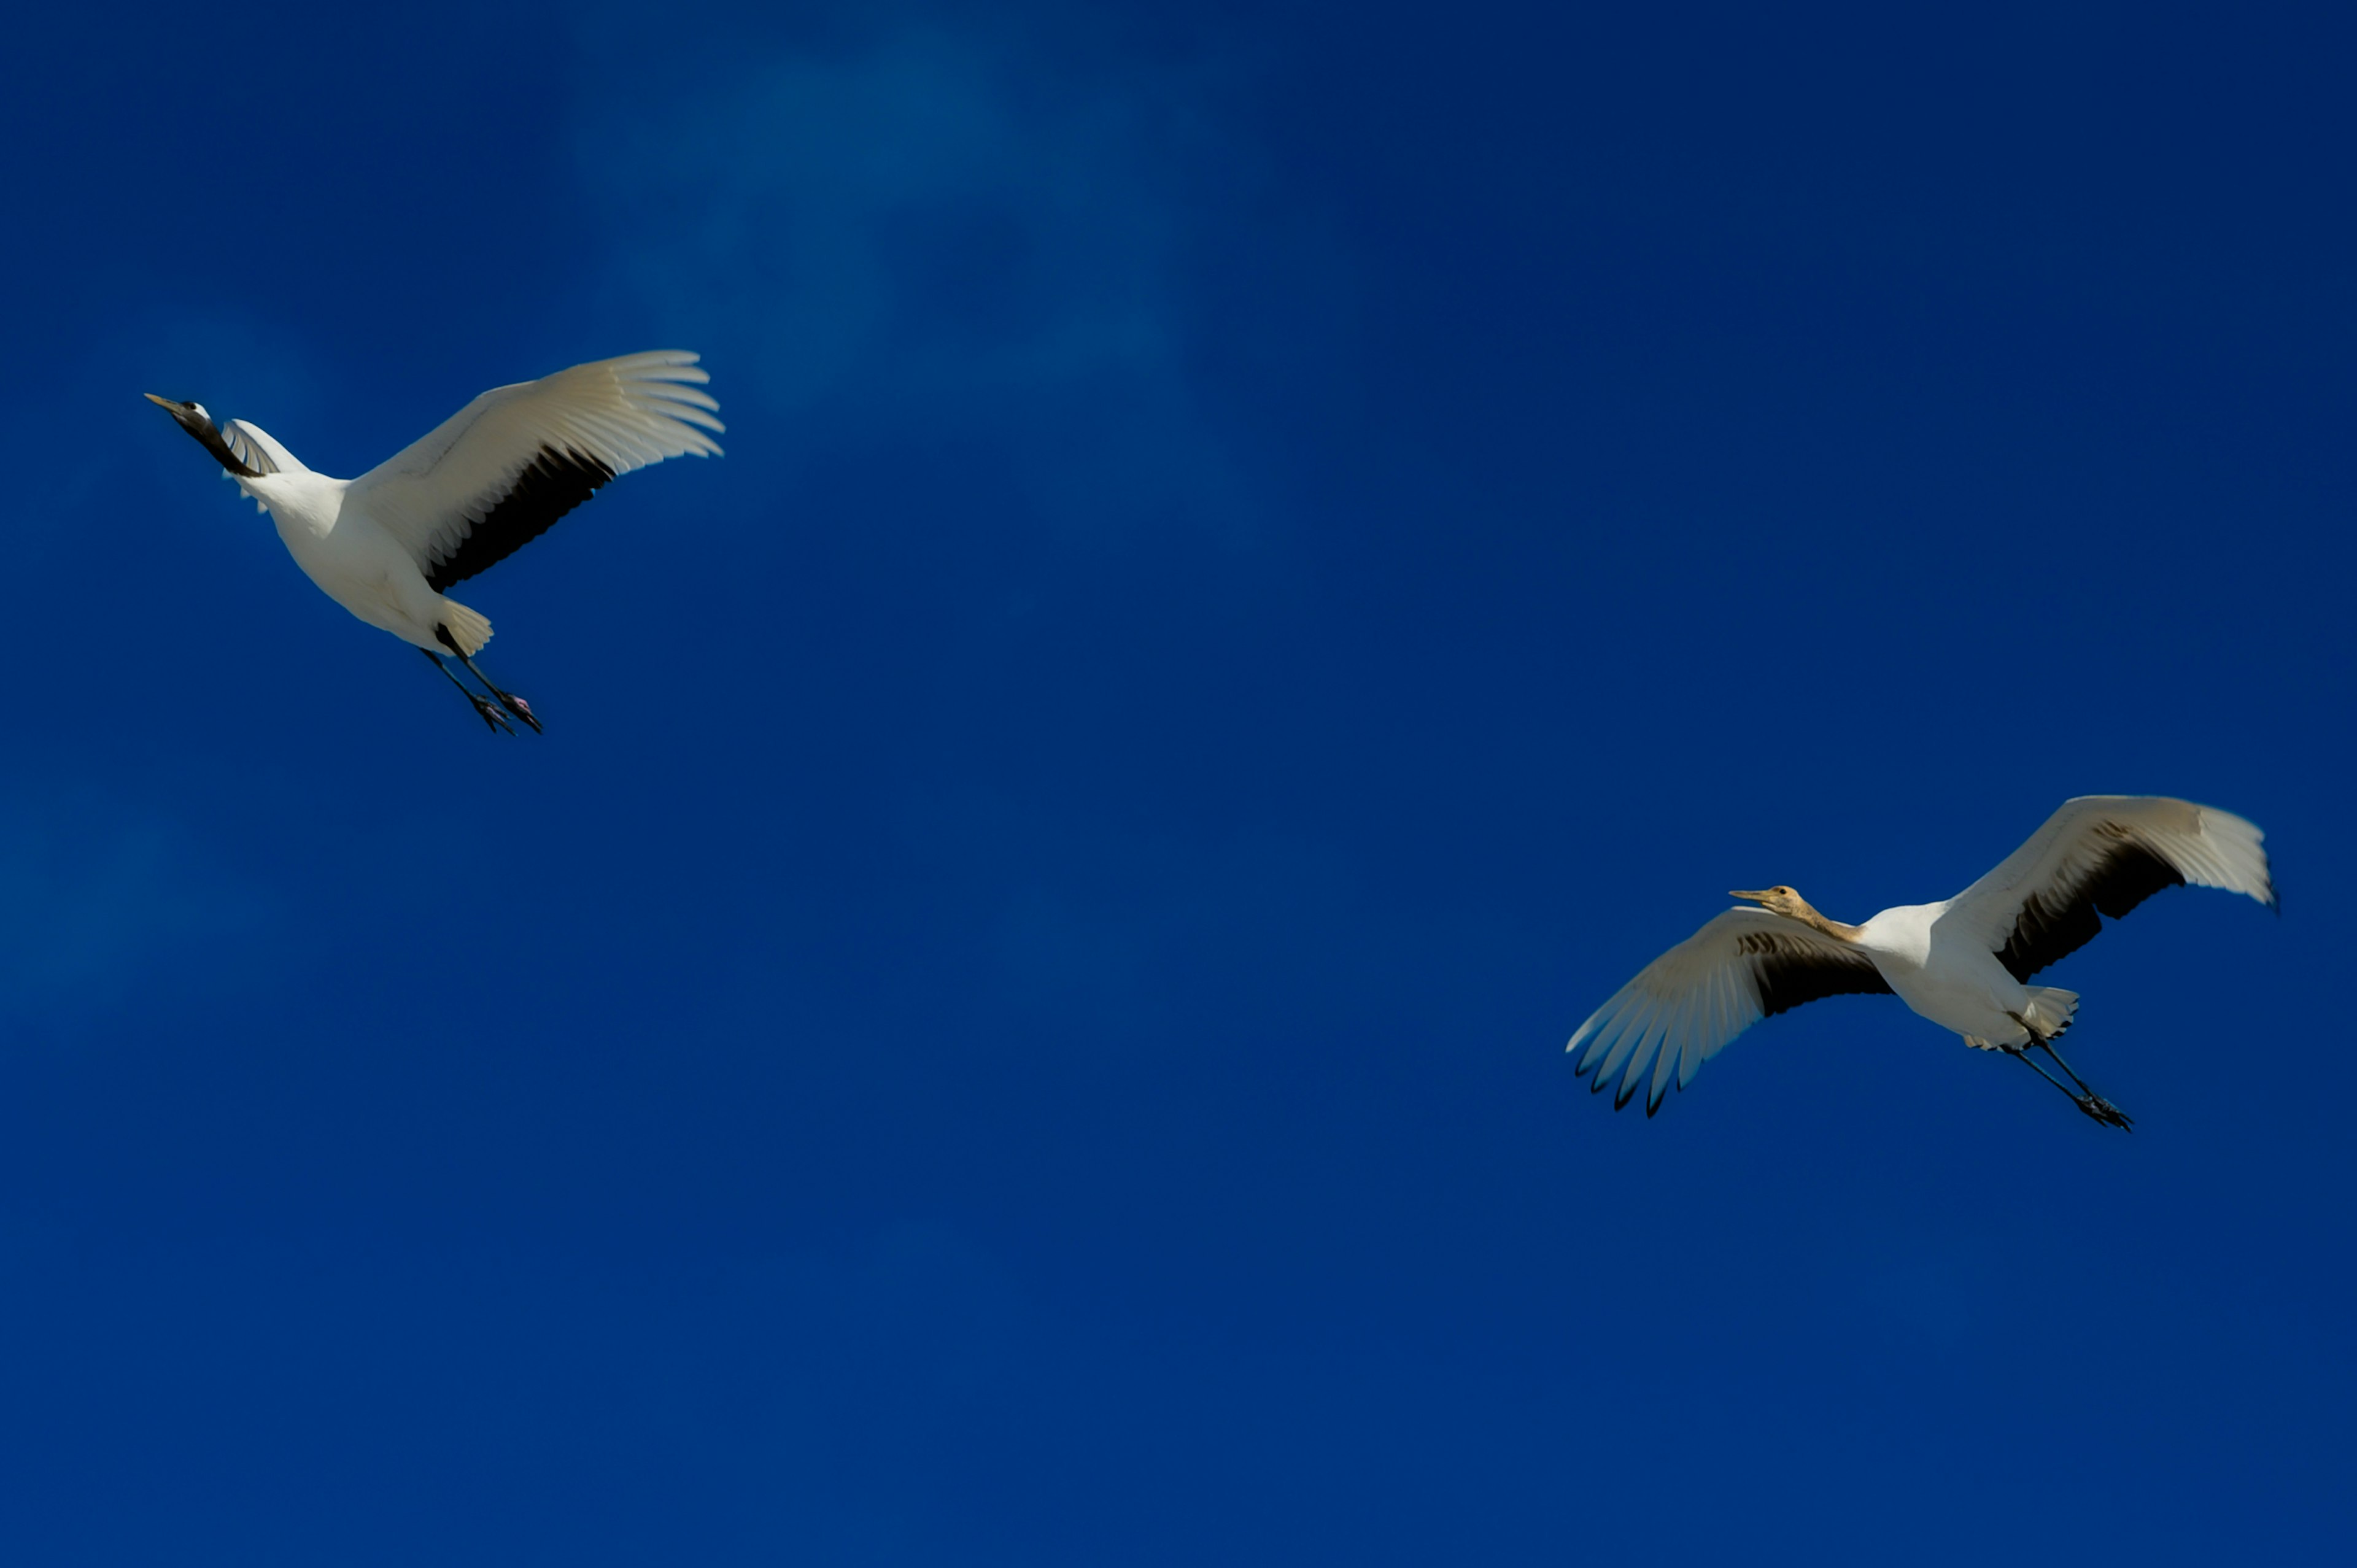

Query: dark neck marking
[{"left": 179, "top": 415, "right": 262, "bottom": 479}]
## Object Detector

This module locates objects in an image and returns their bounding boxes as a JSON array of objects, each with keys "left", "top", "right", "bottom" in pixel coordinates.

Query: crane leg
[
  {"left": 2035, "top": 1036, "right": 2094, "bottom": 1093},
  {"left": 2005, "top": 1013, "right": 2133, "bottom": 1130},
  {"left": 2010, "top": 1045, "right": 2083, "bottom": 1100},
  {"left": 433, "top": 626, "right": 541, "bottom": 733},
  {"left": 422, "top": 650, "right": 513, "bottom": 734},
  {"left": 2036, "top": 1038, "right": 2132, "bottom": 1129}
]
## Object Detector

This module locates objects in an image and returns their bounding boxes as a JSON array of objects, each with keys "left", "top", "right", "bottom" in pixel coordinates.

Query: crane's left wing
[
  {"left": 1940, "top": 796, "right": 2275, "bottom": 981},
  {"left": 219, "top": 420, "right": 293, "bottom": 477},
  {"left": 209, "top": 419, "right": 295, "bottom": 511},
  {"left": 346, "top": 351, "right": 723, "bottom": 592},
  {"left": 1568, "top": 908, "right": 1892, "bottom": 1115}
]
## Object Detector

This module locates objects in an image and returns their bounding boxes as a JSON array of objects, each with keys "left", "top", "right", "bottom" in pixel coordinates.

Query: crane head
[
  {"left": 144, "top": 391, "right": 212, "bottom": 427},
  {"left": 1730, "top": 886, "right": 1809, "bottom": 919},
  {"left": 144, "top": 393, "right": 261, "bottom": 478}
]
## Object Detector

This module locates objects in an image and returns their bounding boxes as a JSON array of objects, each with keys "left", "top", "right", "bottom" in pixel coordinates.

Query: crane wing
[
  {"left": 219, "top": 419, "right": 292, "bottom": 477},
  {"left": 1940, "top": 796, "right": 2275, "bottom": 982},
  {"left": 345, "top": 350, "right": 723, "bottom": 592},
  {"left": 1567, "top": 908, "right": 1893, "bottom": 1115}
]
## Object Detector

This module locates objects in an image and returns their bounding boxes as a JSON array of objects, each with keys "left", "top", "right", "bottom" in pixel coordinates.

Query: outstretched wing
[
  {"left": 1940, "top": 796, "right": 2275, "bottom": 982},
  {"left": 1567, "top": 908, "right": 1893, "bottom": 1115},
  {"left": 345, "top": 350, "right": 724, "bottom": 592}
]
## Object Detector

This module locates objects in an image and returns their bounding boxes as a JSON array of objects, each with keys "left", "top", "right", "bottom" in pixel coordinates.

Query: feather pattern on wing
[
  {"left": 220, "top": 419, "right": 292, "bottom": 477},
  {"left": 1939, "top": 796, "right": 2275, "bottom": 981},
  {"left": 1566, "top": 908, "right": 1893, "bottom": 1115},
  {"left": 344, "top": 350, "right": 723, "bottom": 590}
]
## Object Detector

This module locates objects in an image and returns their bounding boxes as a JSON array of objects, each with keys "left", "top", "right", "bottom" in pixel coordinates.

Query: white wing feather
[
  {"left": 346, "top": 350, "right": 724, "bottom": 581},
  {"left": 1566, "top": 908, "right": 1890, "bottom": 1115},
  {"left": 1940, "top": 796, "right": 2274, "bottom": 976},
  {"left": 220, "top": 419, "right": 295, "bottom": 476}
]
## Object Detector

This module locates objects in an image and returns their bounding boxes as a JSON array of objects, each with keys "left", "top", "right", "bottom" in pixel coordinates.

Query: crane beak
[
  {"left": 145, "top": 392, "right": 201, "bottom": 428},
  {"left": 144, "top": 393, "right": 261, "bottom": 478},
  {"left": 1728, "top": 889, "right": 1771, "bottom": 902}
]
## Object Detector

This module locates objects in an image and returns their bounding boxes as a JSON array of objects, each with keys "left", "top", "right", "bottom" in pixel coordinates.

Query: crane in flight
[
  {"left": 1566, "top": 796, "right": 2275, "bottom": 1128},
  {"left": 147, "top": 351, "right": 722, "bottom": 733}
]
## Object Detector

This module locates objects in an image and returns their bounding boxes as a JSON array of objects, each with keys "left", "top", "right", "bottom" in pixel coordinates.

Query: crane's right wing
[
  {"left": 1568, "top": 908, "right": 1893, "bottom": 1115},
  {"left": 1939, "top": 797, "right": 2275, "bottom": 981},
  {"left": 345, "top": 351, "right": 723, "bottom": 592}
]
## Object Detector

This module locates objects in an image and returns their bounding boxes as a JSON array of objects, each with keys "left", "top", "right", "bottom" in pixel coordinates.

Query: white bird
[
  {"left": 147, "top": 351, "right": 723, "bottom": 733},
  {"left": 1566, "top": 797, "right": 2276, "bottom": 1127}
]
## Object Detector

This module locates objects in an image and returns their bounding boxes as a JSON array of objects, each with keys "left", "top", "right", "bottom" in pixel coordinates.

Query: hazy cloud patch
[{"left": 571, "top": 15, "right": 1265, "bottom": 543}]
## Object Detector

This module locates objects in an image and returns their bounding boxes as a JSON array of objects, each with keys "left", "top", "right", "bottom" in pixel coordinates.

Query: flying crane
[
  {"left": 147, "top": 350, "right": 722, "bottom": 733},
  {"left": 1566, "top": 796, "right": 2275, "bottom": 1127}
]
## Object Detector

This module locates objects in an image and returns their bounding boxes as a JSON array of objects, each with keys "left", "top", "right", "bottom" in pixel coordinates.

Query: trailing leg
[
  {"left": 435, "top": 624, "right": 541, "bottom": 733},
  {"left": 2038, "top": 1037, "right": 2132, "bottom": 1130},
  {"left": 2005, "top": 1011, "right": 2133, "bottom": 1131},
  {"left": 422, "top": 648, "right": 512, "bottom": 734}
]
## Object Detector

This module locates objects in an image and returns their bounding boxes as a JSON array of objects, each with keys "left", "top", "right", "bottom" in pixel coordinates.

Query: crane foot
[
  {"left": 2074, "top": 1093, "right": 2134, "bottom": 1131},
  {"left": 470, "top": 693, "right": 515, "bottom": 735}
]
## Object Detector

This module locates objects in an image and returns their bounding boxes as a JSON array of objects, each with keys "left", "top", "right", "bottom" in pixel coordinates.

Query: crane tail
[
  {"left": 434, "top": 598, "right": 494, "bottom": 658},
  {"left": 2024, "top": 986, "right": 2079, "bottom": 1040}
]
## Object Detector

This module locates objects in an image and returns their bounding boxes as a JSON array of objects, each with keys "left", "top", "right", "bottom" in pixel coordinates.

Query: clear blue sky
[{"left": 3, "top": 2, "right": 2351, "bottom": 1562}]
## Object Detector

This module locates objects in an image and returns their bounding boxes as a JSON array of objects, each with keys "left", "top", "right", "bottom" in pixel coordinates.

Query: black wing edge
[
  {"left": 1997, "top": 830, "right": 2185, "bottom": 982},
  {"left": 425, "top": 445, "right": 617, "bottom": 592},
  {"left": 1752, "top": 942, "right": 1895, "bottom": 1018},
  {"left": 1575, "top": 933, "right": 1894, "bottom": 1118}
]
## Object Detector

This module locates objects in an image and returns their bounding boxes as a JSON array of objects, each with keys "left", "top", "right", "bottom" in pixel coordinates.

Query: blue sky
[{"left": 3, "top": 2, "right": 2353, "bottom": 1562}]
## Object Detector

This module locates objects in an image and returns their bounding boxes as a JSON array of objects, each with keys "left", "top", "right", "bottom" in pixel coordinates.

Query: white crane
[
  {"left": 1566, "top": 796, "right": 2276, "bottom": 1127},
  {"left": 147, "top": 351, "right": 723, "bottom": 733}
]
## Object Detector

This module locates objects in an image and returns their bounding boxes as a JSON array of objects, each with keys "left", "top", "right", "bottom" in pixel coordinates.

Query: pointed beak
[
  {"left": 1728, "top": 889, "right": 1771, "bottom": 902},
  {"left": 145, "top": 394, "right": 258, "bottom": 477}
]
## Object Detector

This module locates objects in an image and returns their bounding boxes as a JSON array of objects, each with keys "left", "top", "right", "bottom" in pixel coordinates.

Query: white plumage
[
  {"left": 1566, "top": 796, "right": 2275, "bottom": 1126},
  {"left": 148, "top": 351, "right": 722, "bottom": 732}
]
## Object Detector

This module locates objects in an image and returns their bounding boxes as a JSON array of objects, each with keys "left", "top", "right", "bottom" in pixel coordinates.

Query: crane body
[{"left": 1843, "top": 902, "right": 2076, "bottom": 1048}]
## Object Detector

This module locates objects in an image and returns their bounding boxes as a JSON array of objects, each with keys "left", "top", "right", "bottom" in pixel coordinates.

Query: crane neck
[
  {"left": 187, "top": 420, "right": 263, "bottom": 479},
  {"left": 1790, "top": 903, "right": 1865, "bottom": 944}
]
